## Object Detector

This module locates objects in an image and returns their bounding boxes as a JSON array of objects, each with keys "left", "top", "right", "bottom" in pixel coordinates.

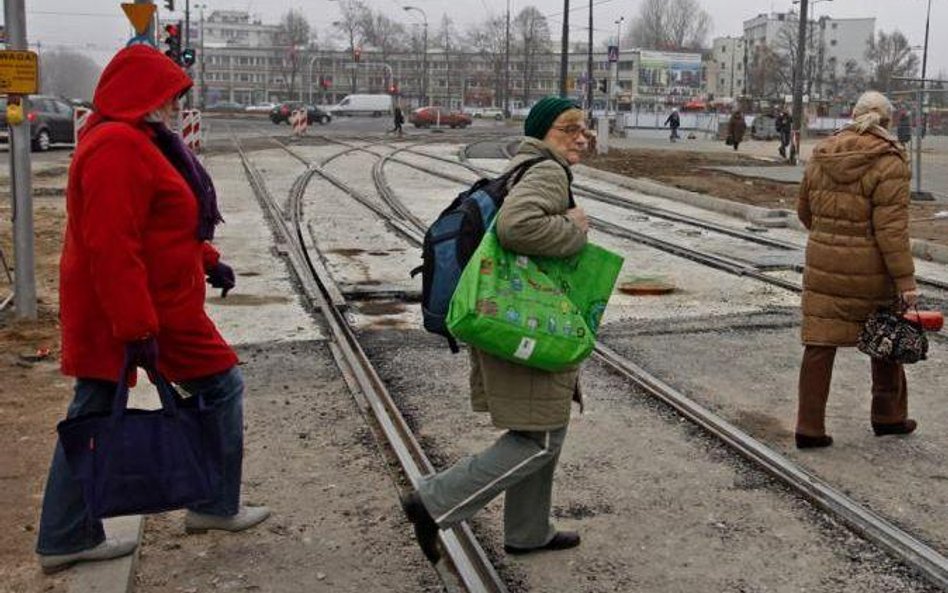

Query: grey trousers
[{"left": 417, "top": 426, "right": 567, "bottom": 549}]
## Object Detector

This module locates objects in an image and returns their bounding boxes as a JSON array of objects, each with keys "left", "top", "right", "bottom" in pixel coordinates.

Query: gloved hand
[
  {"left": 125, "top": 336, "right": 159, "bottom": 371},
  {"left": 206, "top": 261, "right": 236, "bottom": 298}
]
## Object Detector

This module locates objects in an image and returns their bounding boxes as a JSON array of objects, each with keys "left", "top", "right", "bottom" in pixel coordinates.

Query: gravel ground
[
  {"left": 135, "top": 341, "right": 442, "bottom": 593},
  {"left": 360, "top": 328, "right": 938, "bottom": 593}
]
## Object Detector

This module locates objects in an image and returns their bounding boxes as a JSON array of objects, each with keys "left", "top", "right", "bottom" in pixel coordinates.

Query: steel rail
[
  {"left": 233, "top": 134, "right": 507, "bottom": 593},
  {"left": 365, "top": 136, "right": 948, "bottom": 590}
]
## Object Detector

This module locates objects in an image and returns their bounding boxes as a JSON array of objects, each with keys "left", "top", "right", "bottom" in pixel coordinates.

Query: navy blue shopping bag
[{"left": 57, "top": 362, "right": 219, "bottom": 519}]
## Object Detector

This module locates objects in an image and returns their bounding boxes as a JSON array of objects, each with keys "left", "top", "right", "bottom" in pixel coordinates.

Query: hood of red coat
[{"left": 92, "top": 45, "right": 192, "bottom": 123}]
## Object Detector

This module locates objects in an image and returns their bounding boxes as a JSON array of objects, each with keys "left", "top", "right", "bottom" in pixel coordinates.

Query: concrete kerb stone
[
  {"left": 67, "top": 516, "right": 143, "bottom": 593},
  {"left": 573, "top": 164, "right": 948, "bottom": 265}
]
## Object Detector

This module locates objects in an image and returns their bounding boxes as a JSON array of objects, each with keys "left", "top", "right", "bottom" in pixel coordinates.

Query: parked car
[
  {"left": 410, "top": 107, "right": 472, "bottom": 129},
  {"left": 269, "top": 102, "right": 332, "bottom": 125},
  {"left": 467, "top": 106, "right": 505, "bottom": 120},
  {"left": 206, "top": 101, "right": 245, "bottom": 112},
  {"left": 327, "top": 94, "right": 393, "bottom": 117},
  {"left": 245, "top": 102, "right": 278, "bottom": 113},
  {"left": 0, "top": 95, "right": 75, "bottom": 151},
  {"left": 750, "top": 113, "right": 778, "bottom": 140}
]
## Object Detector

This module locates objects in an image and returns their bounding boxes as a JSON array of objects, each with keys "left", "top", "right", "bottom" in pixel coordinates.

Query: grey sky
[{"left": 12, "top": 0, "right": 948, "bottom": 76}]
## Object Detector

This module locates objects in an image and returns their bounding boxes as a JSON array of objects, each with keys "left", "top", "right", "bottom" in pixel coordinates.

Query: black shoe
[
  {"left": 401, "top": 491, "right": 441, "bottom": 563},
  {"left": 872, "top": 419, "right": 917, "bottom": 437},
  {"left": 504, "top": 530, "right": 581, "bottom": 555},
  {"left": 795, "top": 433, "right": 834, "bottom": 449}
]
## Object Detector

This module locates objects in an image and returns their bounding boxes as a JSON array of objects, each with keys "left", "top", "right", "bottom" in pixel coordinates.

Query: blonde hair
[
  {"left": 553, "top": 108, "right": 585, "bottom": 126},
  {"left": 850, "top": 91, "right": 893, "bottom": 133}
]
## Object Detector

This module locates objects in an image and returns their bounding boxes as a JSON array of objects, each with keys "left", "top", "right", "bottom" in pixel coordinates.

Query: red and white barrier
[
  {"left": 180, "top": 109, "right": 202, "bottom": 152},
  {"left": 73, "top": 107, "right": 93, "bottom": 145},
  {"left": 291, "top": 109, "right": 308, "bottom": 137}
]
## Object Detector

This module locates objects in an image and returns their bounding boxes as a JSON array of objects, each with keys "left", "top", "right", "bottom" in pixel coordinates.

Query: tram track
[
  {"left": 232, "top": 132, "right": 507, "bottom": 593},
  {"left": 255, "top": 133, "right": 948, "bottom": 589},
  {"left": 287, "top": 135, "right": 948, "bottom": 589}
]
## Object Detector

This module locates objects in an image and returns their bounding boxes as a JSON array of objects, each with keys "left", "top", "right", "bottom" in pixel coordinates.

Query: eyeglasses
[{"left": 551, "top": 124, "right": 589, "bottom": 138}]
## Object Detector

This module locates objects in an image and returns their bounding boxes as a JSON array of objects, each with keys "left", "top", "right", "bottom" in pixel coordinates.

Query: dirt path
[{"left": 0, "top": 199, "right": 70, "bottom": 593}]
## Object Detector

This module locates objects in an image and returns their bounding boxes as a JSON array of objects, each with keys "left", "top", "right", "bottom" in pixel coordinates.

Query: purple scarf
[{"left": 149, "top": 122, "right": 223, "bottom": 241}]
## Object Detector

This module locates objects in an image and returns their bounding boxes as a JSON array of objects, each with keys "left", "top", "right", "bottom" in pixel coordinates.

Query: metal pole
[
  {"left": 184, "top": 0, "right": 191, "bottom": 108},
  {"left": 920, "top": 0, "right": 931, "bottom": 136},
  {"left": 504, "top": 0, "right": 510, "bottom": 116},
  {"left": 586, "top": 0, "right": 593, "bottom": 114},
  {"left": 133, "top": 0, "right": 157, "bottom": 45},
  {"left": 915, "top": 89, "right": 923, "bottom": 195},
  {"left": 4, "top": 0, "right": 35, "bottom": 319},
  {"left": 790, "top": 0, "right": 809, "bottom": 165},
  {"left": 559, "top": 0, "right": 569, "bottom": 97},
  {"left": 422, "top": 19, "right": 428, "bottom": 105},
  {"left": 309, "top": 55, "right": 318, "bottom": 104},
  {"left": 199, "top": 5, "right": 205, "bottom": 109}
]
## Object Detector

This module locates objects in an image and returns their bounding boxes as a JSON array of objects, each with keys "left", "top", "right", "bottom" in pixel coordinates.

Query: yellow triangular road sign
[{"left": 121, "top": 3, "right": 156, "bottom": 36}]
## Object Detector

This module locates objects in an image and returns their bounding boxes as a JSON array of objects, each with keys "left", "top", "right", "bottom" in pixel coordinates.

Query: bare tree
[
  {"left": 360, "top": 11, "right": 408, "bottom": 62},
  {"left": 746, "top": 45, "right": 786, "bottom": 99},
  {"left": 772, "top": 20, "right": 826, "bottom": 97},
  {"left": 275, "top": 9, "right": 312, "bottom": 97},
  {"left": 865, "top": 30, "right": 919, "bottom": 92},
  {"left": 514, "top": 6, "right": 551, "bottom": 105},
  {"left": 831, "top": 59, "right": 868, "bottom": 102},
  {"left": 332, "top": 0, "right": 369, "bottom": 94},
  {"left": 627, "top": 0, "right": 711, "bottom": 51},
  {"left": 466, "top": 15, "right": 507, "bottom": 107},
  {"left": 40, "top": 49, "right": 101, "bottom": 100},
  {"left": 434, "top": 15, "right": 461, "bottom": 107}
]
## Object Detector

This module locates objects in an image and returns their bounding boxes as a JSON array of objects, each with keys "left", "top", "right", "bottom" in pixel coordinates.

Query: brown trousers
[{"left": 796, "top": 345, "right": 908, "bottom": 436}]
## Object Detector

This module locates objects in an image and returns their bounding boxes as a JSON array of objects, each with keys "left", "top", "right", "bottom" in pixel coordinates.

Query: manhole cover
[{"left": 618, "top": 278, "right": 676, "bottom": 296}]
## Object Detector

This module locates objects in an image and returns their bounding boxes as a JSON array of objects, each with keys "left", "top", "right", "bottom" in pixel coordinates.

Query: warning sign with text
[{"left": 0, "top": 50, "right": 39, "bottom": 95}]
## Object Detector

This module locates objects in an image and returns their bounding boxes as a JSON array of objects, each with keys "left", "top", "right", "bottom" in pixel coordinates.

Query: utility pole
[
  {"left": 586, "top": 0, "right": 593, "bottom": 114},
  {"left": 790, "top": 0, "right": 809, "bottom": 165},
  {"left": 559, "top": 0, "right": 569, "bottom": 97},
  {"left": 504, "top": 0, "right": 511, "bottom": 116},
  {"left": 184, "top": 0, "right": 191, "bottom": 108},
  {"left": 920, "top": 0, "right": 932, "bottom": 135},
  {"left": 4, "top": 0, "right": 35, "bottom": 319}
]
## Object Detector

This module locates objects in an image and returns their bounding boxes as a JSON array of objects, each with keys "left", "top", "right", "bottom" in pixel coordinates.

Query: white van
[{"left": 328, "top": 94, "right": 393, "bottom": 117}]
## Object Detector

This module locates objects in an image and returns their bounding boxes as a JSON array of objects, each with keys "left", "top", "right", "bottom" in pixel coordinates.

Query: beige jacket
[
  {"left": 469, "top": 137, "right": 588, "bottom": 431},
  {"left": 797, "top": 126, "right": 916, "bottom": 346}
]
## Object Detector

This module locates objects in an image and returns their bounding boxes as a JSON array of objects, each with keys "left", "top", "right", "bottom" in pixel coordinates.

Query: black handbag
[
  {"left": 857, "top": 307, "right": 929, "bottom": 364},
  {"left": 57, "top": 362, "right": 220, "bottom": 519}
]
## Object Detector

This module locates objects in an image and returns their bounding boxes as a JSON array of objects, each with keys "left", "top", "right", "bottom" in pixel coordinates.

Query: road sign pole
[
  {"left": 3, "top": 0, "right": 35, "bottom": 319},
  {"left": 134, "top": 0, "right": 157, "bottom": 45}
]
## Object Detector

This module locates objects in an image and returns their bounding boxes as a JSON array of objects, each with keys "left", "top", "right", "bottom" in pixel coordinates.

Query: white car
[{"left": 245, "top": 102, "right": 277, "bottom": 113}]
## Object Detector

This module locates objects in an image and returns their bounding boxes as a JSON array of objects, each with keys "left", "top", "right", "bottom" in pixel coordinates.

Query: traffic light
[
  {"left": 599, "top": 78, "right": 608, "bottom": 93},
  {"left": 321, "top": 77, "right": 332, "bottom": 89},
  {"left": 353, "top": 47, "right": 362, "bottom": 63},
  {"left": 181, "top": 47, "right": 196, "bottom": 68},
  {"left": 388, "top": 83, "right": 399, "bottom": 95},
  {"left": 163, "top": 22, "right": 182, "bottom": 64},
  {"left": 164, "top": 0, "right": 175, "bottom": 11}
]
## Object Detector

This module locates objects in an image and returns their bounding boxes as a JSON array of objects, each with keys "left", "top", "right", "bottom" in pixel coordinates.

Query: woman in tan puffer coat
[{"left": 795, "top": 91, "right": 919, "bottom": 449}]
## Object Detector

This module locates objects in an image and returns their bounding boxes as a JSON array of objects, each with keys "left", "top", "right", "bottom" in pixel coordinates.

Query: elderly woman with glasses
[{"left": 402, "top": 97, "right": 590, "bottom": 563}]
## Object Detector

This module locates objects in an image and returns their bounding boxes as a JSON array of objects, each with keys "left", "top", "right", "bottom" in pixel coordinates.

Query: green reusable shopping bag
[{"left": 446, "top": 227, "right": 624, "bottom": 372}]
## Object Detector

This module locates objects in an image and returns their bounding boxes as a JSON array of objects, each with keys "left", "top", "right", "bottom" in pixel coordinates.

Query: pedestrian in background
[
  {"left": 664, "top": 108, "right": 681, "bottom": 142},
  {"left": 795, "top": 90, "right": 918, "bottom": 449},
  {"left": 392, "top": 103, "right": 405, "bottom": 137},
  {"left": 36, "top": 45, "right": 269, "bottom": 574},
  {"left": 402, "top": 96, "right": 590, "bottom": 563},
  {"left": 896, "top": 107, "right": 912, "bottom": 145},
  {"left": 727, "top": 110, "right": 747, "bottom": 151},
  {"left": 775, "top": 108, "right": 792, "bottom": 158}
]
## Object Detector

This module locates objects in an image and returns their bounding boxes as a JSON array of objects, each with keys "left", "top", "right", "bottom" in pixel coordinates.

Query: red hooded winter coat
[{"left": 60, "top": 45, "right": 238, "bottom": 382}]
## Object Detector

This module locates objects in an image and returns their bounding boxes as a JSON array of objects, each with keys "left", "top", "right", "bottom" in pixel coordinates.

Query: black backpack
[{"left": 411, "top": 156, "right": 572, "bottom": 352}]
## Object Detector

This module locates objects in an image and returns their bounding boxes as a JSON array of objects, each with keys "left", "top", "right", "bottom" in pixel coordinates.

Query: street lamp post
[
  {"left": 611, "top": 17, "right": 623, "bottom": 117},
  {"left": 586, "top": 0, "right": 593, "bottom": 114},
  {"left": 790, "top": 0, "right": 810, "bottom": 165},
  {"left": 504, "top": 0, "right": 510, "bottom": 116},
  {"left": 195, "top": 3, "right": 207, "bottom": 109},
  {"left": 403, "top": 6, "right": 428, "bottom": 106},
  {"left": 559, "top": 0, "right": 569, "bottom": 97}
]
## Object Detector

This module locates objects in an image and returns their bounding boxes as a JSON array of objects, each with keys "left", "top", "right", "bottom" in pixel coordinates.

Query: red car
[{"left": 410, "top": 107, "right": 472, "bottom": 129}]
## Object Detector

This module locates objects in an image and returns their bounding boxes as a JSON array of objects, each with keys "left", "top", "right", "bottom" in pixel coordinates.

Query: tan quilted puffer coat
[{"left": 797, "top": 126, "right": 916, "bottom": 346}]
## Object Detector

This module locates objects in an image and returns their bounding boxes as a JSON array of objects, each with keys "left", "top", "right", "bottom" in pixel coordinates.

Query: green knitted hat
[{"left": 524, "top": 96, "right": 581, "bottom": 139}]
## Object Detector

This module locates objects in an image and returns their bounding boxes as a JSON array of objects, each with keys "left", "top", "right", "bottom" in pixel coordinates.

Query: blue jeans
[{"left": 36, "top": 367, "right": 244, "bottom": 555}]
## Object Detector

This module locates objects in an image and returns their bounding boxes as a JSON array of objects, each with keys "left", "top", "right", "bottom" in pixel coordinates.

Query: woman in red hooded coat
[{"left": 36, "top": 46, "right": 268, "bottom": 574}]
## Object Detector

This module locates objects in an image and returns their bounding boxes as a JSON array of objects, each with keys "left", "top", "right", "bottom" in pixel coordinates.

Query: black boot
[
  {"left": 795, "top": 433, "right": 833, "bottom": 449},
  {"left": 401, "top": 491, "right": 441, "bottom": 563},
  {"left": 872, "top": 419, "right": 917, "bottom": 436},
  {"left": 504, "top": 531, "right": 581, "bottom": 555}
]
